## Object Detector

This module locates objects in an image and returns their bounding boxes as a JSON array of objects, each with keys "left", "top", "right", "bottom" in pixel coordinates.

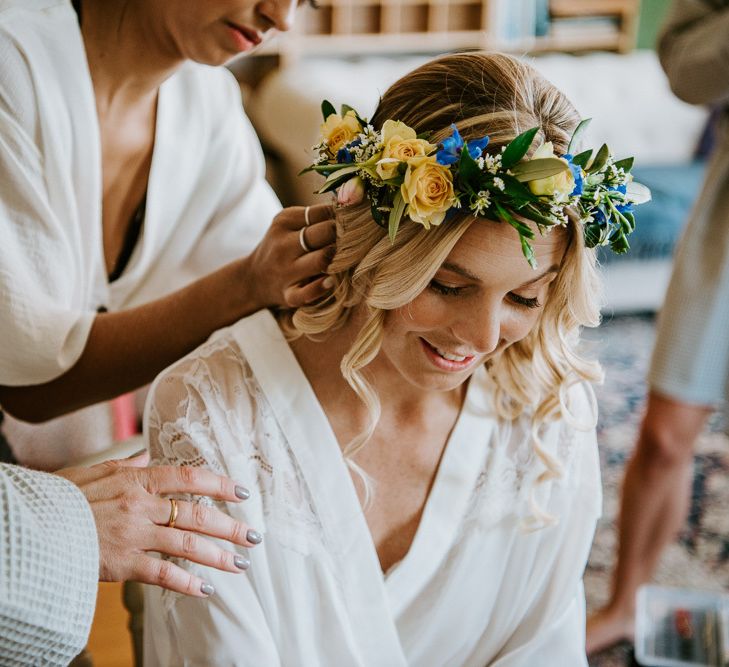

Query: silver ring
[
  {"left": 299, "top": 226, "right": 312, "bottom": 253},
  {"left": 304, "top": 206, "right": 312, "bottom": 226}
]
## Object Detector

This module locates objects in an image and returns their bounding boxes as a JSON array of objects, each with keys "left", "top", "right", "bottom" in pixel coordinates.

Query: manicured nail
[
  {"left": 200, "top": 582, "right": 215, "bottom": 596},
  {"left": 246, "top": 529, "right": 263, "bottom": 544},
  {"left": 322, "top": 276, "right": 334, "bottom": 289},
  {"left": 234, "top": 555, "right": 251, "bottom": 570},
  {"left": 234, "top": 485, "right": 250, "bottom": 500}
]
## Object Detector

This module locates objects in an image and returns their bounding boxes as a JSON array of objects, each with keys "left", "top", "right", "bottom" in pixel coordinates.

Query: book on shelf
[{"left": 548, "top": 15, "right": 620, "bottom": 39}]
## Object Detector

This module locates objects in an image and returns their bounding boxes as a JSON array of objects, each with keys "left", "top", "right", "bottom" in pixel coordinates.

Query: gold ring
[
  {"left": 304, "top": 205, "right": 311, "bottom": 226},
  {"left": 299, "top": 226, "right": 312, "bottom": 253},
  {"left": 166, "top": 498, "right": 178, "bottom": 529}
]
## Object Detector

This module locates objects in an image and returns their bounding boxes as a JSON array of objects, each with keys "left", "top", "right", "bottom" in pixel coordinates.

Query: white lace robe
[{"left": 143, "top": 310, "right": 601, "bottom": 666}]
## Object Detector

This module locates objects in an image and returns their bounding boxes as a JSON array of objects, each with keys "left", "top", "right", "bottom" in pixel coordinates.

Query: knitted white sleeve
[{"left": 0, "top": 464, "right": 99, "bottom": 666}]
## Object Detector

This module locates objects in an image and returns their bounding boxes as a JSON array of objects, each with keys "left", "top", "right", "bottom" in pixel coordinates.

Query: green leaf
[
  {"left": 494, "top": 202, "right": 535, "bottom": 239},
  {"left": 510, "top": 157, "right": 569, "bottom": 183},
  {"left": 610, "top": 232, "right": 630, "bottom": 254},
  {"left": 501, "top": 127, "right": 539, "bottom": 169},
  {"left": 587, "top": 144, "right": 610, "bottom": 174},
  {"left": 322, "top": 165, "right": 360, "bottom": 182},
  {"left": 321, "top": 100, "right": 336, "bottom": 121},
  {"left": 315, "top": 167, "right": 361, "bottom": 194},
  {"left": 371, "top": 199, "right": 386, "bottom": 228},
  {"left": 500, "top": 174, "right": 538, "bottom": 202},
  {"left": 457, "top": 143, "right": 483, "bottom": 192},
  {"left": 388, "top": 191, "right": 407, "bottom": 242},
  {"left": 613, "top": 156, "right": 634, "bottom": 172},
  {"left": 571, "top": 149, "right": 593, "bottom": 169},
  {"left": 623, "top": 211, "right": 636, "bottom": 233},
  {"left": 521, "top": 235, "right": 537, "bottom": 269},
  {"left": 305, "top": 163, "right": 355, "bottom": 174},
  {"left": 582, "top": 221, "right": 602, "bottom": 249},
  {"left": 521, "top": 204, "right": 561, "bottom": 228},
  {"left": 340, "top": 103, "right": 355, "bottom": 117},
  {"left": 567, "top": 118, "right": 592, "bottom": 155}
]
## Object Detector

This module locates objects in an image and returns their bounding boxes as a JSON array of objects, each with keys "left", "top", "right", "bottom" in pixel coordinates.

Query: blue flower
[
  {"left": 437, "top": 125, "right": 464, "bottom": 165},
  {"left": 563, "top": 154, "right": 584, "bottom": 196},
  {"left": 337, "top": 147, "right": 354, "bottom": 164},
  {"left": 467, "top": 136, "right": 490, "bottom": 160},
  {"left": 437, "top": 124, "right": 490, "bottom": 165},
  {"left": 610, "top": 184, "right": 633, "bottom": 214}
]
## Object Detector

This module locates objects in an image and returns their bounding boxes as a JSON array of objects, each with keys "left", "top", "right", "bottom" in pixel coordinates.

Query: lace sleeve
[
  {"left": 142, "top": 333, "right": 285, "bottom": 664},
  {"left": 145, "top": 333, "right": 255, "bottom": 481}
]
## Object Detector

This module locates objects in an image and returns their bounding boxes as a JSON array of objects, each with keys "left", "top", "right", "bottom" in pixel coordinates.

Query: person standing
[
  {"left": 0, "top": 0, "right": 335, "bottom": 470},
  {"left": 587, "top": 0, "right": 729, "bottom": 653}
]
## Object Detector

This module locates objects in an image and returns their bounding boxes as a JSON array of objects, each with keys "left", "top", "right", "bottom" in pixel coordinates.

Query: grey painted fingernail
[
  {"left": 234, "top": 555, "right": 251, "bottom": 570},
  {"left": 234, "top": 485, "right": 250, "bottom": 500},
  {"left": 246, "top": 529, "right": 263, "bottom": 544},
  {"left": 200, "top": 582, "right": 215, "bottom": 596}
]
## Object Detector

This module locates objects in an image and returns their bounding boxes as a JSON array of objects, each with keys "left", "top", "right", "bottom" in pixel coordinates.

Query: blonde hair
[{"left": 282, "top": 52, "right": 603, "bottom": 519}]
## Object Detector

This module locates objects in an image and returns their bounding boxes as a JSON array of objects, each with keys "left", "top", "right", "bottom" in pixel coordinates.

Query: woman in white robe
[
  {"left": 0, "top": 0, "right": 334, "bottom": 470},
  {"left": 144, "top": 53, "right": 604, "bottom": 665}
]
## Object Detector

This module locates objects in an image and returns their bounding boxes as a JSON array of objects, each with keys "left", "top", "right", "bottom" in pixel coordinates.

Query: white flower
[
  {"left": 483, "top": 153, "right": 502, "bottom": 174},
  {"left": 493, "top": 177, "right": 505, "bottom": 191},
  {"left": 472, "top": 190, "right": 491, "bottom": 215}
]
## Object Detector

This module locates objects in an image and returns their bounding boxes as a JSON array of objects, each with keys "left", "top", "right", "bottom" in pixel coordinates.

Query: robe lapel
[
  {"left": 233, "top": 311, "right": 408, "bottom": 666},
  {"left": 385, "top": 369, "right": 495, "bottom": 617}
]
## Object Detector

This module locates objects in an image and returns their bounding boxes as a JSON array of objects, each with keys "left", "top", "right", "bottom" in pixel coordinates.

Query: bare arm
[
  {"left": 658, "top": 0, "right": 729, "bottom": 105},
  {"left": 0, "top": 205, "right": 335, "bottom": 422}
]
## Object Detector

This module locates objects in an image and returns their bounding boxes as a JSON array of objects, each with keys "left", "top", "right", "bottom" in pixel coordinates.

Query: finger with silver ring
[
  {"left": 299, "top": 226, "right": 313, "bottom": 253},
  {"left": 166, "top": 498, "right": 179, "bottom": 528},
  {"left": 304, "top": 205, "right": 312, "bottom": 226}
]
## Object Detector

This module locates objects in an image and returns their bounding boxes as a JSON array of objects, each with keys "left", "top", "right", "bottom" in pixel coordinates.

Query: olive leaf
[
  {"left": 388, "top": 191, "right": 407, "bottom": 242},
  {"left": 510, "top": 157, "right": 569, "bottom": 182},
  {"left": 501, "top": 127, "right": 539, "bottom": 169},
  {"left": 567, "top": 118, "right": 592, "bottom": 155},
  {"left": 321, "top": 100, "right": 336, "bottom": 121}
]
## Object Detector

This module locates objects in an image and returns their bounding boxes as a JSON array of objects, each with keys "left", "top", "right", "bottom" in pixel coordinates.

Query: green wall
[{"left": 637, "top": 0, "right": 672, "bottom": 49}]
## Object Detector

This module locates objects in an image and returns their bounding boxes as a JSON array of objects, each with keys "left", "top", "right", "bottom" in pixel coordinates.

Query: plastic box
[{"left": 635, "top": 585, "right": 729, "bottom": 666}]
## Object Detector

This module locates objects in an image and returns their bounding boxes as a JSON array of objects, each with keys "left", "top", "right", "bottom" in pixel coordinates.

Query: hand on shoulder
[{"left": 56, "top": 451, "right": 262, "bottom": 597}]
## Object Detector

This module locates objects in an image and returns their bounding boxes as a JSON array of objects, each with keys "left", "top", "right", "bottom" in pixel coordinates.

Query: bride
[{"left": 143, "top": 52, "right": 646, "bottom": 665}]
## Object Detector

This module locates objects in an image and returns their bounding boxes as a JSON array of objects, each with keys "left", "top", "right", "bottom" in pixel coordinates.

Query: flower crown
[{"left": 303, "top": 101, "right": 651, "bottom": 268}]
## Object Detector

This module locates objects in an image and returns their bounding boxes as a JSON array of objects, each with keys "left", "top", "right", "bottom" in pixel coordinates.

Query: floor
[{"left": 86, "top": 583, "right": 134, "bottom": 667}]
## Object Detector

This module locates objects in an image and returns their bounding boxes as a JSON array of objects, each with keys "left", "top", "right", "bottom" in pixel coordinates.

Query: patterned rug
[{"left": 583, "top": 314, "right": 729, "bottom": 666}]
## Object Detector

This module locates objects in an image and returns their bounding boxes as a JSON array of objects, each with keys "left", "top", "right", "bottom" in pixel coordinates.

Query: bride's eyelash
[
  {"left": 509, "top": 293, "right": 541, "bottom": 309},
  {"left": 429, "top": 280, "right": 463, "bottom": 296},
  {"left": 430, "top": 280, "right": 541, "bottom": 308}
]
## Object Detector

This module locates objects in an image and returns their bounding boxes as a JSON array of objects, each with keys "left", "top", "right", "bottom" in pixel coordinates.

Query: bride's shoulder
[{"left": 149, "top": 312, "right": 279, "bottom": 410}]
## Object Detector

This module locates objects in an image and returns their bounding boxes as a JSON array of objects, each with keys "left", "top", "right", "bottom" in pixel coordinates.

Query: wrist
[{"left": 233, "top": 254, "right": 266, "bottom": 317}]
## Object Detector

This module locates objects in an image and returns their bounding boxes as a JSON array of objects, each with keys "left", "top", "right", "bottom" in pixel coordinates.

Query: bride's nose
[
  {"left": 451, "top": 299, "right": 503, "bottom": 355},
  {"left": 256, "top": 0, "right": 297, "bottom": 32}
]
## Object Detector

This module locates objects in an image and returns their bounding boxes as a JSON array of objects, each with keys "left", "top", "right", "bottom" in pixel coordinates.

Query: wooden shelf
[{"left": 254, "top": 0, "right": 640, "bottom": 65}]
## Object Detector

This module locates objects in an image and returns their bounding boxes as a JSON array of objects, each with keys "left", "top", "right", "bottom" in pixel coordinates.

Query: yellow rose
[
  {"left": 376, "top": 120, "right": 434, "bottom": 180},
  {"left": 401, "top": 156, "right": 455, "bottom": 228},
  {"left": 527, "top": 142, "right": 575, "bottom": 201},
  {"left": 381, "top": 119, "right": 417, "bottom": 145},
  {"left": 320, "top": 110, "right": 362, "bottom": 157}
]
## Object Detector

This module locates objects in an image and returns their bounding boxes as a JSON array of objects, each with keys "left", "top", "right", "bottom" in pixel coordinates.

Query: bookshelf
[{"left": 258, "top": 0, "right": 641, "bottom": 64}]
